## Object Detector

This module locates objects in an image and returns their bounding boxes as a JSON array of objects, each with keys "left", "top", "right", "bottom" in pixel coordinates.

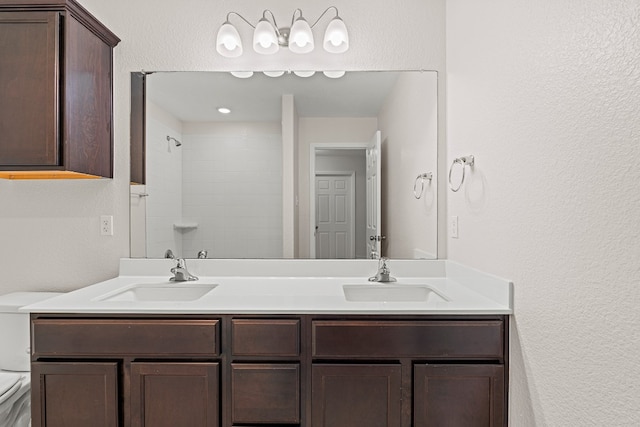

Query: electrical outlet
[
  {"left": 451, "top": 216, "right": 459, "bottom": 239},
  {"left": 100, "top": 215, "right": 114, "bottom": 236}
]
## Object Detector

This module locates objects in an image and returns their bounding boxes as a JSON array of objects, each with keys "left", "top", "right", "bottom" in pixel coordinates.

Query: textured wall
[
  {"left": 0, "top": 0, "right": 445, "bottom": 293},
  {"left": 379, "top": 72, "right": 438, "bottom": 259},
  {"left": 447, "top": 1, "right": 640, "bottom": 425}
]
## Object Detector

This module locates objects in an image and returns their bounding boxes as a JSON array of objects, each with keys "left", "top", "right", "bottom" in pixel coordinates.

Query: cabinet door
[
  {"left": 231, "top": 363, "right": 300, "bottom": 424},
  {"left": 31, "top": 362, "right": 118, "bottom": 427},
  {"left": 64, "top": 14, "right": 114, "bottom": 177},
  {"left": 414, "top": 364, "right": 505, "bottom": 427},
  {"left": 130, "top": 362, "right": 219, "bottom": 427},
  {"left": 0, "top": 12, "right": 59, "bottom": 167},
  {"left": 312, "top": 364, "right": 401, "bottom": 427}
]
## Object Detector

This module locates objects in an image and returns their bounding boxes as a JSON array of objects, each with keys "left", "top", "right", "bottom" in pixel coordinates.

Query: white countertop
[{"left": 23, "top": 259, "right": 513, "bottom": 315}]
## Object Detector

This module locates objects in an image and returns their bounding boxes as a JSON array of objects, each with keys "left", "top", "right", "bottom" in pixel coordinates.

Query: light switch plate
[{"left": 451, "top": 216, "right": 459, "bottom": 239}]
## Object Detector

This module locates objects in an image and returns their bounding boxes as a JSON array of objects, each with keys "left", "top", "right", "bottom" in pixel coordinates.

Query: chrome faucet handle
[
  {"left": 379, "top": 257, "right": 390, "bottom": 273},
  {"left": 368, "top": 257, "right": 396, "bottom": 282},
  {"left": 197, "top": 250, "right": 208, "bottom": 259},
  {"left": 170, "top": 258, "right": 198, "bottom": 282}
]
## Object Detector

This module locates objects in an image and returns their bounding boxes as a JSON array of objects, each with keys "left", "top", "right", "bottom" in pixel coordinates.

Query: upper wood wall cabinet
[{"left": 0, "top": 0, "right": 119, "bottom": 179}]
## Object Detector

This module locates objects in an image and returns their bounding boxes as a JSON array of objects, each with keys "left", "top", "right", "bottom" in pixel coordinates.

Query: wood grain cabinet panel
[
  {"left": 131, "top": 362, "right": 220, "bottom": 427},
  {"left": 32, "top": 318, "right": 220, "bottom": 357},
  {"left": 0, "top": 12, "right": 59, "bottom": 166},
  {"left": 231, "top": 363, "right": 300, "bottom": 424},
  {"left": 312, "top": 364, "right": 402, "bottom": 427},
  {"left": 312, "top": 320, "right": 504, "bottom": 360},
  {"left": 414, "top": 364, "right": 505, "bottom": 427},
  {"left": 31, "top": 362, "right": 118, "bottom": 427},
  {"left": 231, "top": 318, "right": 300, "bottom": 356}
]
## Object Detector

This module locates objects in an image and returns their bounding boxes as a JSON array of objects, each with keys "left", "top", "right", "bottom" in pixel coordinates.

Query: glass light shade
[
  {"left": 253, "top": 18, "right": 279, "bottom": 54},
  {"left": 293, "top": 70, "right": 316, "bottom": 78},
  {"left": 323, "top": 70, "right": 346, "bottom": 78},
  {"left": 289, "top": 17, "right": 314, "bottom": 54},
  {"left": 216, "top": 22, "right": 243, "bottom": 58},
  {"left": 323, "top": 17, "right": 349, "bottom": 53},
  {"left": 263, "top": 71, "right": 285, "bottom": 77}
]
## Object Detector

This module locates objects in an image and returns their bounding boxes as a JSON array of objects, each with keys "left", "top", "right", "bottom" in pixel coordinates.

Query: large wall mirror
[{"left": 130, "top": 70, "right": 438, "bottom": 260}]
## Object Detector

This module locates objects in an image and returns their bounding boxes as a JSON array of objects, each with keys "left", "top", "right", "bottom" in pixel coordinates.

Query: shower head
[{"left": 166, "top": 135, "right": 182, "bottom": 147}]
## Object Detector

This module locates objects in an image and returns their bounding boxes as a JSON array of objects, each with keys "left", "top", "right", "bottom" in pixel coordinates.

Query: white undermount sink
[
  {"left": 342, "top": 284, "right": 449, "bottom": 303},
  {"left": 96, "top": 283, "right": 218, "bottom": 302}
]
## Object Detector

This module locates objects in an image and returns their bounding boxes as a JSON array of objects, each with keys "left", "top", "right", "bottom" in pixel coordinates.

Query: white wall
[
  {"left": 181, "top": 122, "right": 283, "bottom": 259},
  {"left": 379, "top": 72, "right": 438, "bottom": 259},
  {"left": 0, "top": 0, "right": 444, "bottom": 294},
  {"left": 282, "top": 95, "right": 298, "bottom": 258},
  {"left": 447, "top": 1, "right": 640, "bottom": 425},
  {"left": 144, "top": 101, "right": 183, "bottom": 259}
]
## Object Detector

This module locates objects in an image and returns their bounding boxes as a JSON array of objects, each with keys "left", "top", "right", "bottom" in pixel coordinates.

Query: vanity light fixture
[
  {"left": 323, "top": 70, "right": 346, "bottom": 78},
  {"left": 293, "top": 70, "right": 316, "bottom": 78},
  {"left": 263, "top": 70, "right": 285, "bottom": 77},
  {"left": 230, "top": 71, "right": 254, "bottom": 78},
  {"left": 217, "top": 107, "right": 231, "bottom": 114},
  {"left": 216, "top": 7, "right": 349, "bottom": 58}
]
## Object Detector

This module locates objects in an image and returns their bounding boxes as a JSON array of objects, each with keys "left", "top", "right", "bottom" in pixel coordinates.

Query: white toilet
[{"left": 0, "top": 292, "right": 62, "bottom": 427}]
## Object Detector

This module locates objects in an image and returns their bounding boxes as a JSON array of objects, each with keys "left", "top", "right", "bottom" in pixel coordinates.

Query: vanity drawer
[
  {"left": 32, "top": 318, "right": 220, "bottom": 357},
  {"left": 231, "top": 318, "right": 300, "bottom": 356},
  {"left": 312, "top": 320, "right": 504, "bottom": 360}
]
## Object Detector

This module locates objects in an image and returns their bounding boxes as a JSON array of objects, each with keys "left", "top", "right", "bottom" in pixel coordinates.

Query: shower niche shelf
[{"left": 173, "top": 222, "right": 198, "bottom": 231}]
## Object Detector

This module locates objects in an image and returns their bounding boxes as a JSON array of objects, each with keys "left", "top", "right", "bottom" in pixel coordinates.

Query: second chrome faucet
[{"left": 369, "top": 257, "right": 397, "bottom": 283}]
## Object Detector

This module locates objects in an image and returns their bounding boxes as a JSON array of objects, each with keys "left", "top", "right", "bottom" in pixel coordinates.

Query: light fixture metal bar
[
  {"left": 225, "top": 11, "right": 256, "bottom": 29},
  {"left": 309, "top": 6, "right": 339, "bottom": 28}
]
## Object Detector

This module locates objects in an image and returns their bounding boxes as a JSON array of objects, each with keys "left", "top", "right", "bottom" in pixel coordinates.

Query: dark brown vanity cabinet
[
  {"left": 30, "top": 314, "right": 508, "bottom": 427},
  {"left": 311, "top": 319, "right": 507, "bottom": 427},
  {"left": 229, "top": 318, "right": 302, "bottom": 425},
  {"left": 31, "top": 361, "right": 119, "bottom": 427},
  {"left": 31, "top": 318, "right": 221, "bottom": 427},
  {"left": 0, "top": 0, "right": 119, "bottom": 179},
  {"left": 414, "top": 364, "right": 505, "bottom": 427}
]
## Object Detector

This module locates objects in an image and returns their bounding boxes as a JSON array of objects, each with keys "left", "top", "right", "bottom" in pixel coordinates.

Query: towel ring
[
  {"left": 413, "top": 172, "right": 433, "bottom": 199},
  {"left": 449, "top": 155, "right": 475, "bottom": 192}
]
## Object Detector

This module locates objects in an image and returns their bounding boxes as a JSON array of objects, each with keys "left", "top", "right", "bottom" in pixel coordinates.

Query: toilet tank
[{"left": 0, "top": 292, "right": 62, "bottom": 372}]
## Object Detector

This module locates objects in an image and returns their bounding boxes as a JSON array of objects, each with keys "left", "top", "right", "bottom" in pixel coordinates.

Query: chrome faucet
[
  {"left": 368, "top": 257, "right": 397, "bottom": 283},
  {"left": 170, "top": 258, "right": 198, "bottom": 282}
]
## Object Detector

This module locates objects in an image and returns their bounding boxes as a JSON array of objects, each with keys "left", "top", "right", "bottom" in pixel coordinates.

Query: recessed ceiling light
[{"left": 218, "top": 107, "right": 231, "bottom": 114}]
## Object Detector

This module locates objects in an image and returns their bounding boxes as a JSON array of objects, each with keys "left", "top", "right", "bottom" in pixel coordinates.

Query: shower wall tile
[{"left": 181, "top": 125, "right": 283, "bottom": 259}]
